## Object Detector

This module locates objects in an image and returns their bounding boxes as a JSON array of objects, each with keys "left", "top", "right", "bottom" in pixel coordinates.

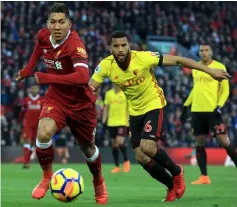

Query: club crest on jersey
[
  {"left": 46, "top": 106, "right": 54, "bottom": 113},
  {"left": 77, "top": 47, "right": 87, "bottom": 58},
  {"left": 132, "top": 69, "right": 138, "bottom": 76}
]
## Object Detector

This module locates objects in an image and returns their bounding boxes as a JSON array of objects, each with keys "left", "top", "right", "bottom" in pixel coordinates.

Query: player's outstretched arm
[
  {"left": 162, "top": 55, "right": 231, "bottom": 81},
  {"left": 16, "top": 42, "right": 42, "bottom": 81},
  {"left": 34, "top": 68, "right": 90, "bottom": 85},
  {"left": 89, "top": 78, "right": 102, "bottom": 92}
]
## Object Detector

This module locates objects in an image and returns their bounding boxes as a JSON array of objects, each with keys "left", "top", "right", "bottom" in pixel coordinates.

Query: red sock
[
  {"left": 36, "top": 145, "right": 54, "bottom": 179},
  {"left": 24, "top": 147, "right": 30, "bottom": 164},
  {"left": 86, "top": 153, "right": 103, "bottom": 185}
]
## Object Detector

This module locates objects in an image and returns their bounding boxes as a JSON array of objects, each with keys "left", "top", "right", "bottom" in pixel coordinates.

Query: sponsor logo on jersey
[
  {"left": 44, "top": 58, "right": 63, "bottom": 70},
  {"left": 120, "top": 76, "right": 145, "bottom": 87}
]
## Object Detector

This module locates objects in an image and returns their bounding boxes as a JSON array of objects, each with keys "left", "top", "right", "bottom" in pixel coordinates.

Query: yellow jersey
[
  {"left": 104, "top": 89, "right": 129, "bottom": 127},
  {"left": 92, "top": 50, "right": 166, "bottom": 116},
  {"left": 184, "top": 60, "right": 229, "bottom": 112}
]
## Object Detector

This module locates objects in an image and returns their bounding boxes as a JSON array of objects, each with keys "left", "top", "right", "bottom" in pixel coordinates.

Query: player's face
[
  {"left": 109, "top": 37, "right": 130, "bottom": 64},
  {"left": 30, "top": 85, "right": 40, "bottom": 96},
  {"left": 199, "top": 45, "right": 213, "bottom": 63},
  {"left": 47, "top": 13, "right": 71, "bottom": 42}
]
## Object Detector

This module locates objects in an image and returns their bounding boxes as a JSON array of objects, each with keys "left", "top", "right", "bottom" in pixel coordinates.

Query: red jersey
[
  {"left": 37, "top": 28, "right": 96, "bottom": 109},
  {"left": 22, "top": 94, "right": 44, "bottom": 126}
]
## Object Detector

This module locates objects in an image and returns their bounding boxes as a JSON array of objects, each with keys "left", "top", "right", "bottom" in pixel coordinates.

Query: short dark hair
[
  {"left": 200, "top": 43, "right": 213, "bottom": 50},
  {"left": 108, "top": 30, "right": 129, "bottom": 45},
  {"left": 48, "top": 3, "right": 70, "bottom": 19}
]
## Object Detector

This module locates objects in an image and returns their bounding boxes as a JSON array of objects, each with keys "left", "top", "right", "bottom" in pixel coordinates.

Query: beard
[{"left": 114, "top": 50, "right": 130, "bottom": 65}]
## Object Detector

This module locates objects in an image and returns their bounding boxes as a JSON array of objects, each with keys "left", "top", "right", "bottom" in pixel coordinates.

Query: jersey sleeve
[
  {"left": 91, "top": 60, "right": 109, "bottom": 83},
  {"left": 142, "top": 51, "right": 163, "bottom": 68},
  {"left": 217, "top": 64, "right": 229, "bottom": 107},
  {"left": 70, "top": 41, "right": 88, "bottom": 70},
  {"left": 104, "top": 91, "right": 110, "bottom": 105}
]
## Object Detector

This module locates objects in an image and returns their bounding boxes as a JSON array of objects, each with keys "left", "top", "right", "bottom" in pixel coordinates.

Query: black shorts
[
  {"left": 191, "top": 112, "right": 227, "bottom": 136},
  {"left": 55, "top": 137, "right": 67, "bottom": 147},
  {"left": 107, "top": 126, "right": 128, "bottom": 139},
  {"left": 129, "top": 108, "right": 166, "bottom": 149}
]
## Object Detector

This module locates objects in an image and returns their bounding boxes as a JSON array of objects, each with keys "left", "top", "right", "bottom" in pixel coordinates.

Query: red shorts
[
  {"left": 22, "top": 125, "right": 38, "bottom": 141},
  {"left": 39, "top": 99, "right": 97, "bottom": 146}
]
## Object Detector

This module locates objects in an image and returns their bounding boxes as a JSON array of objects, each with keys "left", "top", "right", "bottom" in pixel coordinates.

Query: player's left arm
[
  {"left": 89, "top": 61, "right": 109, "bottom": 92},
  {"left": 215, "top": 65, "right": 230, "bottom": 115},
  {"left": 162, "top": 55, "right": 231, "bottom": 81},
  {"left": 34, "top": 42, "right": 90, "bottom": 85}
]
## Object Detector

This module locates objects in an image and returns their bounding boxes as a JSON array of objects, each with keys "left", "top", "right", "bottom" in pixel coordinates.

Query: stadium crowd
[{"left": 1, "top": 1, "right": 237, "bottom": 147}]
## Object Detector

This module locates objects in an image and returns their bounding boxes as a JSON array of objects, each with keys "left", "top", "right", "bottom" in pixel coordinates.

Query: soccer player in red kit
[
  {"left": 16, "top": 3, "right": 108, "bottom": 204},
  {"left": 20, "top": 84, "right": 43, "bottom": 169}
]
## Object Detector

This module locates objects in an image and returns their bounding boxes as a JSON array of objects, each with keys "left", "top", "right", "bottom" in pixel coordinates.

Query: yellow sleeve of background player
[
  {"left": 104, "top": 91, "right": 110, "bottom": 105},
  {"left": 91, "top": 59, "right": 109, "bottom": 83},
  {"left": 184, "top": 89, "right": 193, "bottom": 106},
  {"left": 217, "top": 65, "right": 229, "bottom": 107},
  {"left": 142, "top": 51, "right": 163, "bottom": 68}
]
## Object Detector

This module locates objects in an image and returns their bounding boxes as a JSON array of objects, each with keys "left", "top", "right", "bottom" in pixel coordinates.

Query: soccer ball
[{"left": 50, "top": 168, "right": 84, "bottom": 202}]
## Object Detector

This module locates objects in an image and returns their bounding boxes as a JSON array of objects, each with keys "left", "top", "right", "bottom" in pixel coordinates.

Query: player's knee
[
  {"left": 217, "top": 135, "right": 230, "bottom": 148},
  {"left": 135, "top": 151, "right": 150, "bottom": 165},
  {"left": 195, "top": 136, "right": 206, "bottom": 147},
  {"left": 37, "top": 118, "right": 57, "bottom": 143},
  {"left": 116, "top": 136, "right": 125, "bottom": 145},
  {"left": 37, "top": 124, "right": 55, "bottom": 142},
  {"left": 140, "top": 139, "right": 157, "bottom": 157},
  {"left": 80, "top": 142, "right": 96, "bottom": 158},
  {"left": 111, "top": 139, "right": 118, "bottom": 147}
]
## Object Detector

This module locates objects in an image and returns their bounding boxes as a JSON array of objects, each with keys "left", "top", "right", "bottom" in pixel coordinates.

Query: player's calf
[{"left": 82, "top": 145, "right": 108, "bottom": 204}]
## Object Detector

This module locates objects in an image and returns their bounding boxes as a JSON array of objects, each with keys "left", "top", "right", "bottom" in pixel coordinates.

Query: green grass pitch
[{"left": 1, "top": 164, "right": 237, "bottom": 207}]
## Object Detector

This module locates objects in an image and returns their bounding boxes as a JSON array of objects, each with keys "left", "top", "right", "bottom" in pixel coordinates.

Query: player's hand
[
  {"left": 209, "top": 69, "right": 231, "bottom": 81},
  {"left": 34, "top": 72, "right": 44, "bottom": 84},
  {"left": 214, "top": 106, "right": 222, "bottom": 116},
  {"left": 16, "top": 70, "right": 24, "bottom": 81}
]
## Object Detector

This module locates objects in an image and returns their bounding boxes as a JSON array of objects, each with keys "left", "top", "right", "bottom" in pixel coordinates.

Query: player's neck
[
  {"left": 117, "top": 53, "right": 131, "bottom": 71},
  {"left": 202, "top": 59, "right": 213, "bottom": 66}
]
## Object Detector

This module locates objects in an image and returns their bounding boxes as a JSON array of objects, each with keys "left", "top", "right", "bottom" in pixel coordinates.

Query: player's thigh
[
  {"left": 191, "top": 112, "right": 209, "bottom": 136},
  {"left": 209, "top": 113, "right": 229, "bottom": 147},
  {"left": 38, "top": 101, "right": 66, "bottom": 141},
  {"left": 107, "top": 127, "right": 117, "bottom": 140},
  {"left": 116, "top": 126, "right": 128, "bottom": 145},
  {"left": 209, "top": 113, "right": 227, "bottom": 136},
  {"left": 22, "top": 125, "right": 32, "bottom": 144},
  {"left": 134, "top": 146, "right": 151, "bottom": 165},
  {"left": 129, "top": 115, "right": 143, "bottom": 149},
  {"left": 68, "top": 105, "right": 97, "bottom": 156},
  {"left": 141, "top": 108, "right": 166, "bottom": 141}
]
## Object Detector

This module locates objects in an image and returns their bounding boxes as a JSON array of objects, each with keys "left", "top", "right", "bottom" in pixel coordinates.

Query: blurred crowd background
[{"left": 1, "top": 1, "right": 237, "bottom": 148}]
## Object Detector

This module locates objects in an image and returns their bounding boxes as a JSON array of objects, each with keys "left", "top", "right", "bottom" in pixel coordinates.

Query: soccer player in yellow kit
[
  {"left": 89, "top": 30, "right": 230, "bottom": 202},
  {"left": 182, "top": 44, "right": 237, "bottom": 184},
  {"left": 103, "top": 85, "right": 130, "bottom": 173}
]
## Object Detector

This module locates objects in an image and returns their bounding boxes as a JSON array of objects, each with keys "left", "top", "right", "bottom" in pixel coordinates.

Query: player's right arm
[
  {"left": 89, "top": 60, "right": 109, "bottom": 92},
  {"left": 162, "top": 55, "right": 230, "bottom": 81},
  {"left": 16, "top": 31, "right": 43, "bottom": 81}
]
